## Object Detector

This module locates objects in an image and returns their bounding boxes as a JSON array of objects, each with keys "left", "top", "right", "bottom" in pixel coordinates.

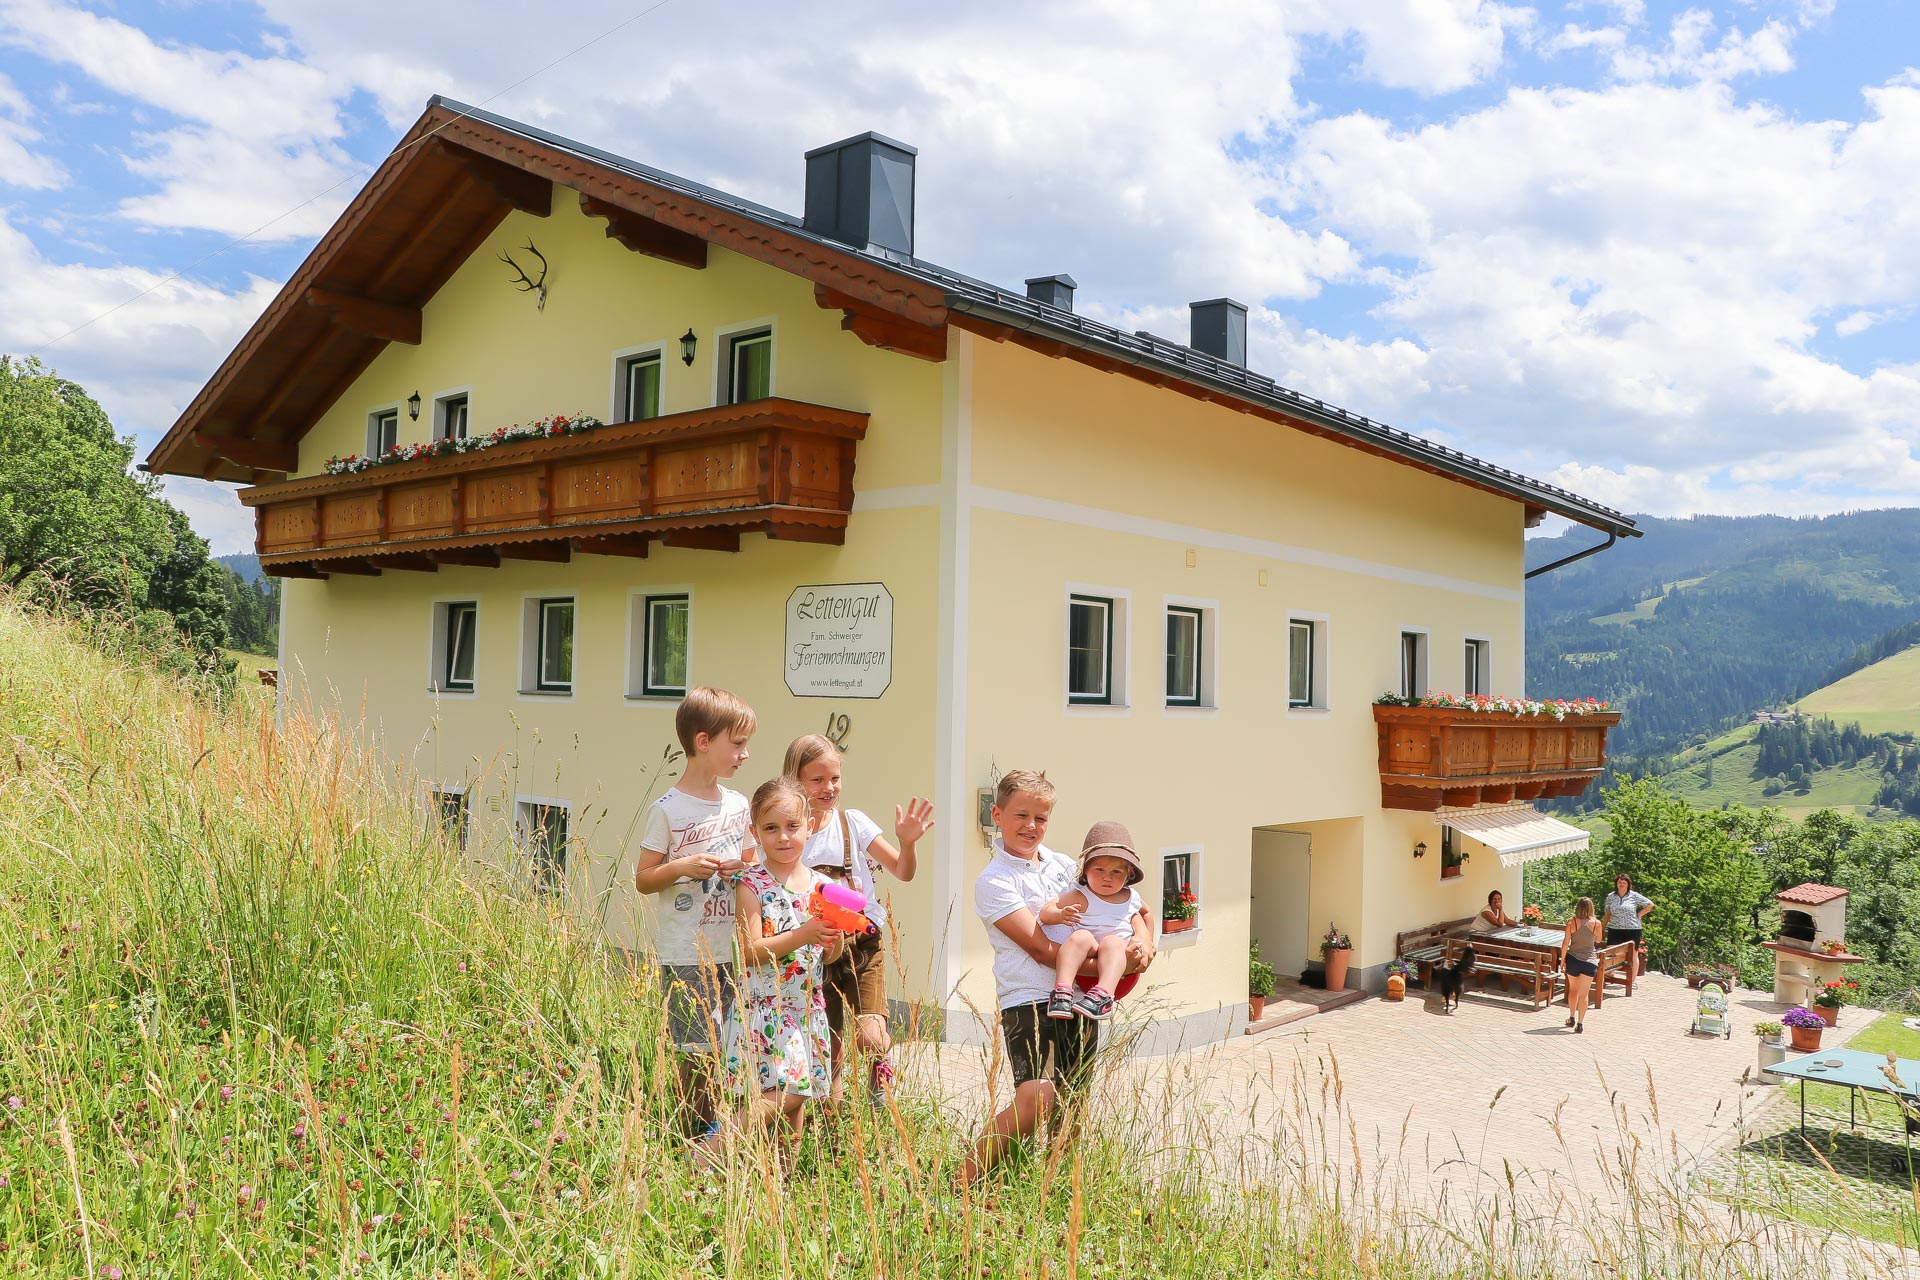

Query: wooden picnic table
[{"left": 1484, "top": 925, "right": 1637, "bottom": 1005}]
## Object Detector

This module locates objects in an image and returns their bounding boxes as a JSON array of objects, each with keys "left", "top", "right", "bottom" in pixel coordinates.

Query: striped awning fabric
[{"left": 1439, "top": 803, "right": 1592, "bottom": 868}]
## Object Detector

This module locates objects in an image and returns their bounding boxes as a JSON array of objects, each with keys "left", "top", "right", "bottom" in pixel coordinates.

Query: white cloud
[
  {"left": 1834, "top": 310, "right": 1879, "bottom": 337},
  {"left": 0, "top": 0, "right": 357, "bottom": 236},
  {"left": 0, "top": 71, "right": 63, "bottom": 188}
]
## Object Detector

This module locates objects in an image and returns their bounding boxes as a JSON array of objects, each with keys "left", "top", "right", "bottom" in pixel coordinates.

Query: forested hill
[{"left": 1525, "top": 510, "right": 1920, "bottom": 759}]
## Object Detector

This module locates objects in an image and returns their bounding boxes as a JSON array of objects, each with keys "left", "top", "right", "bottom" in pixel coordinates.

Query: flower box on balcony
[
  {"left": 241, "top": 397, "right": 867, "bottom": 576},
  {"left": 1373, "top": 697, "right": 1621, "bottom": 812}
]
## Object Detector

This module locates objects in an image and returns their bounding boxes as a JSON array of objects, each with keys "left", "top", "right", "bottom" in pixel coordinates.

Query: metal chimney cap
[
  {"left": 1189, "top": 296, "right": 1248, "bottom": 313},
  {"left": 804, "top": 131, "right": 919, "bottom": 160},
  {"left": 1025, "top": 273, "right": 1079, "bottom": 289}
]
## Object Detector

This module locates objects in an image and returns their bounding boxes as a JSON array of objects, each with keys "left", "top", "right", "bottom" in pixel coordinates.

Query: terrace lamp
[
  {"left": 1413, "top": 841, "right": 1427, "bottom": 860},
  {"left": 680, "top": 328, "right": 697, "bottom": 367},
  {"left": 407, "top": 391, "right": 422, "bottom": 421}
]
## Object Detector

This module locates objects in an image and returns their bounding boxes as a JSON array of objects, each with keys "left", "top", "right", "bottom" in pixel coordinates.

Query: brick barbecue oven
[{"left": 1763, "top": 883, "right": 1862, "bottom": 1006}]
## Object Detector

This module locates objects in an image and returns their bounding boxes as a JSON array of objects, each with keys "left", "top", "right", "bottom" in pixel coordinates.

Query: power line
[{"left": 27, "top": 0, "right": 678, "bottom": 358}]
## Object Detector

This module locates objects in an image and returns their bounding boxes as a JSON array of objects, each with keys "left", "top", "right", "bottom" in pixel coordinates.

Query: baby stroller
[{"left": 1689, "top": 978, "right": 1732, "bottom": 1039}]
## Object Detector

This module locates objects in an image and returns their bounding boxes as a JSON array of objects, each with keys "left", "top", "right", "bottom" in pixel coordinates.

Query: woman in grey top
[
  {"left": 1604, "top": 874, "right": 1654, "bottom": 979},
  {"left": 1559, "top": 897, "right": 1604, "bottom": 1032}
]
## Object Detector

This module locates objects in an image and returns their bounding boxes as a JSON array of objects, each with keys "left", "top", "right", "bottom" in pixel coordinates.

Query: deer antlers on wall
[{"left": 498, "top": 239, "right": 548, "bottom": 310}]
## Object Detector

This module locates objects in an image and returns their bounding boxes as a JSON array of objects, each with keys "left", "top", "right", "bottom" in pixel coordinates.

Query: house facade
[{"left": 147, "top": 100, "right": 1634, "bottom": 1051}]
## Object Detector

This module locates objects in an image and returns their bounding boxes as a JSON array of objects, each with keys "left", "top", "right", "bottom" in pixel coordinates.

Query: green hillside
[
  {"left": 1796, "top": 642, "right": 1920, "bottom": 735},
  {"left": 1651, "top": 721, "right": 1887, "bottom": 819}
]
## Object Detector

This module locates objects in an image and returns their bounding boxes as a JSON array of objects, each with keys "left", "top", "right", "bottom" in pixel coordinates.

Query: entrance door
[{"left": 1251, "top": 828, "right": 1312, "bottom": 975}]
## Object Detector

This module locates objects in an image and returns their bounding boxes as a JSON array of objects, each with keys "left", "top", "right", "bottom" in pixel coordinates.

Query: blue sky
[{"left": 2, "top": 0, "right": 1917, "bottom": 552}]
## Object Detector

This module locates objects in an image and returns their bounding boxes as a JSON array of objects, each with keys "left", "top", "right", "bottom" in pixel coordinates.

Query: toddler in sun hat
[{"left": 1036, "top": 820, "right": 1153, "bottom": 1021}]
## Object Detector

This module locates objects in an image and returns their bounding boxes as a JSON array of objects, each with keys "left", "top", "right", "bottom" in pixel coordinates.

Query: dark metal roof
[{"left": 430, "top": 97, "right": 1640, "bottom": 538}]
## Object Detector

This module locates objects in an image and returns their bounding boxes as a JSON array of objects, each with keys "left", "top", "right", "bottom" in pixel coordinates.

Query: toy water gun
[{"left": 808, "top": 881, "right": 878, "bottom": 938}]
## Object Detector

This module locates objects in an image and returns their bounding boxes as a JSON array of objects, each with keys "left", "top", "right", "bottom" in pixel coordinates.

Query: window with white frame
[
  {"left": 1161, "top": 849, "right": 1199, "bottom": 930},
  {"left": 1165, "top": 606, "right": 1203, "bottom": 707},
  {"left": 640, "top": 593, "right": 689, "bottom": 697},
  {"left": 1464, "top": 638, "right": 1491, "bottom": 696},
  {"left": 516, "top": 800, "right": 569, "bottom": 893},
  {"left": 1068, "top": 594, "right": 1115, "bottom": 705},
  {"left": 726, "top": 330, "right": 773, "bottom": 404},
  {"left": 622, "top": 352, "right": 662, "bottom": 422},
  {"left": 1440, "top": 825, "right": 1466, "bottom": 880},
  {"left": 367, "top": 408, "right": 399, "bottom": 456},
  {"left": 524, "top": 597, "right": 575, "bottom": 694},
  {"left": 430, "top": 787, "right": 469, "bottom": 850},
  {"left": 436, "top": 393, "right": 470, "bottom": 442},
  {"left": 430, "top": 601, "right": 477, "bottom": 692},
  {"left": 1399, "top": 630, "right": 1428, "bottom": 700},
  {"left": 1288, "top": 617, "right": 1328, "bottom": 710}
]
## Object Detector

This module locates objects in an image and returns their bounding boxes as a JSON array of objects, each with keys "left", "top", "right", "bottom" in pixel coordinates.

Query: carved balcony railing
[
  {"left": 1374, "top": 703, "right": 1622, "bottom": 811},
  {"left": 240, "top": 398, "right": 867, "bottom": 577}
]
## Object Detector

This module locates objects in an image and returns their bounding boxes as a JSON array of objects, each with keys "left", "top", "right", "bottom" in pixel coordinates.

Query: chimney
[
  {"left": 1189, "top": 298, "right": 1248, "bottom": 367},
  {"left": 1025, "top": 274, "right": 1078, "bottom": 312},
  {"left": 803, "top": 132, "right": 918, "bottom": 258}
]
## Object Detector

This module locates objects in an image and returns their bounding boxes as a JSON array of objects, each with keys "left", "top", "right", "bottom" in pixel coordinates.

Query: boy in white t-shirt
[
  {"left": 960, "top": 772, "right": 1155, "bottom": 1186},
  {"left": 633, "top": 687, "right": 757, "bottom": 1136}
]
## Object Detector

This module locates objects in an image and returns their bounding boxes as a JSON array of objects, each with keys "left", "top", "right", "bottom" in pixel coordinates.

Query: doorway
[{"left": 1251, "top": 827, "right": 1312, "bottom": 976}]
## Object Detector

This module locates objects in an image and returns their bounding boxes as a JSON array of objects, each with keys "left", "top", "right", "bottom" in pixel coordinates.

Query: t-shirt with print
[
  {"left": 973, "top": 840, "right": 1080, "bottom": 1010},
  {"left": 801, "top": 807, "right": 887, "bottom": 929},
  {"left": 641, "top": 786, "right": 753, "bottom": 966},
  {"left": 1604, "top": 890, "right": 1651, "bottom": 931}
]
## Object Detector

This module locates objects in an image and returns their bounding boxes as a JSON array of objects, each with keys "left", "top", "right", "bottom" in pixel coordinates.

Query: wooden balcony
[
  {"left": 1374, "top": 703, "right": 1621, "bottom": 811},
  {"left": 240, "top": 398, "right": 867, "bottom": 577}
]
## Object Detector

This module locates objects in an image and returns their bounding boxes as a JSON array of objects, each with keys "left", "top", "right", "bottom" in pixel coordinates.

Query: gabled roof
[
  {"left": 1778, "top": 883, "right": 1848, "bottom": 905},
  {"left": 146, "top": 98, "right": 1639, "bottom": 540}
]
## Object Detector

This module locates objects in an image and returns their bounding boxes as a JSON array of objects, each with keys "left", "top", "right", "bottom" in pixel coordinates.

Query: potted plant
[
  {"left": 1249, "top": 941, "right": 1277, "bottom": 1022},
  {"left": 1782, "top": 1006, "right": 1825, "bottom": 1053},
  {"left": 1321, "top": 922, "right": 1353, "bottom": 992},
  {"left": 1521, "top": 904, "right": 1543, "bottom": 926},
  {"left": 1162, "top": 887, "right": 1199, "bottom": 935},
  {"left": 1686, "top": 962, "right": 1736, "bottom": 990},
  {"left": 1822, "top": 939, "right": 1847, "bottom": 956},
  {"left": 1385, "top": 957, "right": 1415, "bottom": 1002},
  {"left": 1753, "top": 1021, "right": 1787, "bottom": 1081},
  {"left": 1811, "top": 979, "right": 1857, "bottom": 1027}
]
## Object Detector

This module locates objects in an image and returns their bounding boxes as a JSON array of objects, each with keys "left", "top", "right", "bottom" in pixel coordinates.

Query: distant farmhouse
[{"left": 146, "top": 99, "right": 1636, "bottom": 1049}]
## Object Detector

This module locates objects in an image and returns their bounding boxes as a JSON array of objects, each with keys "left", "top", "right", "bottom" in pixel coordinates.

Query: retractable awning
[{"left": 1439, "top": 803, "right": 1591, "bottom": 868}]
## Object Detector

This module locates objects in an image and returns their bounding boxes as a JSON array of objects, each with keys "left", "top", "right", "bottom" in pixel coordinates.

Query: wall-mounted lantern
[
  {"left": 680, "top": 328, "right": 698, "bottom": 367},
  {"left": 1413, "top": 840, "right": 1427, "bottom": 860},
  {"left": 407, "top": 391, "right": 422, "bottom": 421}
]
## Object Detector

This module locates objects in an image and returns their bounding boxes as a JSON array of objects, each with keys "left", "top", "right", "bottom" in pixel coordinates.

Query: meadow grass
[{"left": 0, "top": 595, "right": 1915, "bottom": 1277}]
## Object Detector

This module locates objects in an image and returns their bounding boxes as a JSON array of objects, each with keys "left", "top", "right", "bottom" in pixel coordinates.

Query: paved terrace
[{"left": 902, "top": 975, "right": 1915, "bottom": 1275}]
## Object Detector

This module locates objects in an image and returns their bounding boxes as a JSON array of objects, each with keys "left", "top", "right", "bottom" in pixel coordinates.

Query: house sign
[{"left": 785, "top": 583, "right": 893, "bottom": 699}]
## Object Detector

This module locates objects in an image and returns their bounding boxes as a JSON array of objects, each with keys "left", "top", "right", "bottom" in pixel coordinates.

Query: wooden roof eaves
[
  {"left": 427, "top": 113, "right": 949, "bottom": 329},
  {"left": 146, "top": 106, "right": 461, "bottom": 479}
]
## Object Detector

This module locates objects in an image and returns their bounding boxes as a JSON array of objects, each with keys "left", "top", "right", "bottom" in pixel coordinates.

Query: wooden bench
[
  {"left": 1439, "top": 936, "right": 1563, "bottom": 1010},
  {"left": 1395, "top": 917, "right": 1474, "bottom": 987}
]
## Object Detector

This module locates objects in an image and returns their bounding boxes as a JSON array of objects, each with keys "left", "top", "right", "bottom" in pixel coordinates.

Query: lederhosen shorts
[{"left": 820, "top": 809, "right": 888, "bottom": 1034}]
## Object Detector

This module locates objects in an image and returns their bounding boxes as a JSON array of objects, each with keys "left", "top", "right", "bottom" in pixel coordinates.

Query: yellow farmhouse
[{"left": 147, "top": 100, "right": 1635, "bottom": 1051}]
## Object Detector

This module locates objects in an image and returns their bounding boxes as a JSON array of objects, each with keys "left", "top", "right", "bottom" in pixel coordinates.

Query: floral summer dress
[{"left": 722, "top": 865, "right": 832, "bottom": 1098}]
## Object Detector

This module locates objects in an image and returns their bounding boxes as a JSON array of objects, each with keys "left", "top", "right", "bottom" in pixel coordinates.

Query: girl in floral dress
[{"left": 709, "top": 777, "right": 846, "bottom": 1155}]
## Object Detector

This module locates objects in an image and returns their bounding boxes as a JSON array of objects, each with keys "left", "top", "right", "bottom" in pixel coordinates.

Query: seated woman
[{"left": 1467, "top": 889, "right": 1520, "bottom": 935}]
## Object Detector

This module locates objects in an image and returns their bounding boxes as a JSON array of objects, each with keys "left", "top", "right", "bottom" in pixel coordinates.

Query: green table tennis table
[{"left": 1769, "top": 1047, "right": 1920, "bottom": 1143}]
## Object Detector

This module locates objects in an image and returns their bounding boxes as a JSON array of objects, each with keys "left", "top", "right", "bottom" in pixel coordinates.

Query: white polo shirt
[{"left": 973, "top": 839, "right": 1079, "bottom": 1010}]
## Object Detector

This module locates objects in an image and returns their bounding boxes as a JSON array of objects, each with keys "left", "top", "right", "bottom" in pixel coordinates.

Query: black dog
[{"left": 1435, "top": 945, "right": 1476, "bottom": 1013}]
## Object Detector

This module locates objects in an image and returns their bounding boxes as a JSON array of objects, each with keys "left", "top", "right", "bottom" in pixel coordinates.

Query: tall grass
[{"left": 0, "top": 594, "right": 1912, "bottom": 1277}]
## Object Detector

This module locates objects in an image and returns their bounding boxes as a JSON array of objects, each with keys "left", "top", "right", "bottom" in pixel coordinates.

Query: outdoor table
[
  {"left": 1485, "top": 926, "right": 1634, "bottom": 1005},
  {"left": 1769, "top": 1047, "right": 1920, "bottom": 1144}
]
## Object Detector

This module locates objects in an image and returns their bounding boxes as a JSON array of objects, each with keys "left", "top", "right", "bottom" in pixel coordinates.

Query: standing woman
[
  {"left": 1604, "top": 874, "right": 1654, "bottom": 980},
  {"left": 783, "top": 733, "right": 935, "bottom": 1102},
  {"left": 1559, "top": 897, "right": 1603, "bottom": 1032}
]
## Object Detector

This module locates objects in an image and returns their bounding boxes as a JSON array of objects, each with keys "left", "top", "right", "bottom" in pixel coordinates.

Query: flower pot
[
  {"left": 1248, "top": 996, "right": 1266, "bottom": 1022},
  {"left": 1163, "top": 917, "right": 1195, "bottom": 935},
  {"left": 1686, "top": 973, "right": 1704, "bottom": 990},
  {"left": 1815, "top": 1003, "right": 1840, "bottom": 1027},
  {"left": 1385, "top": 973, "right": 1406, "bottom": 1002},
  {"left": 1757, "top": 1040, "right": 1787, "bottom": 1082},
  {"left": 1789, "top": 1024, "right": 1823, "bottom": 1053},
  {"left": 1323, "top": 947, "right": 1352, "bottom": 992}
]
